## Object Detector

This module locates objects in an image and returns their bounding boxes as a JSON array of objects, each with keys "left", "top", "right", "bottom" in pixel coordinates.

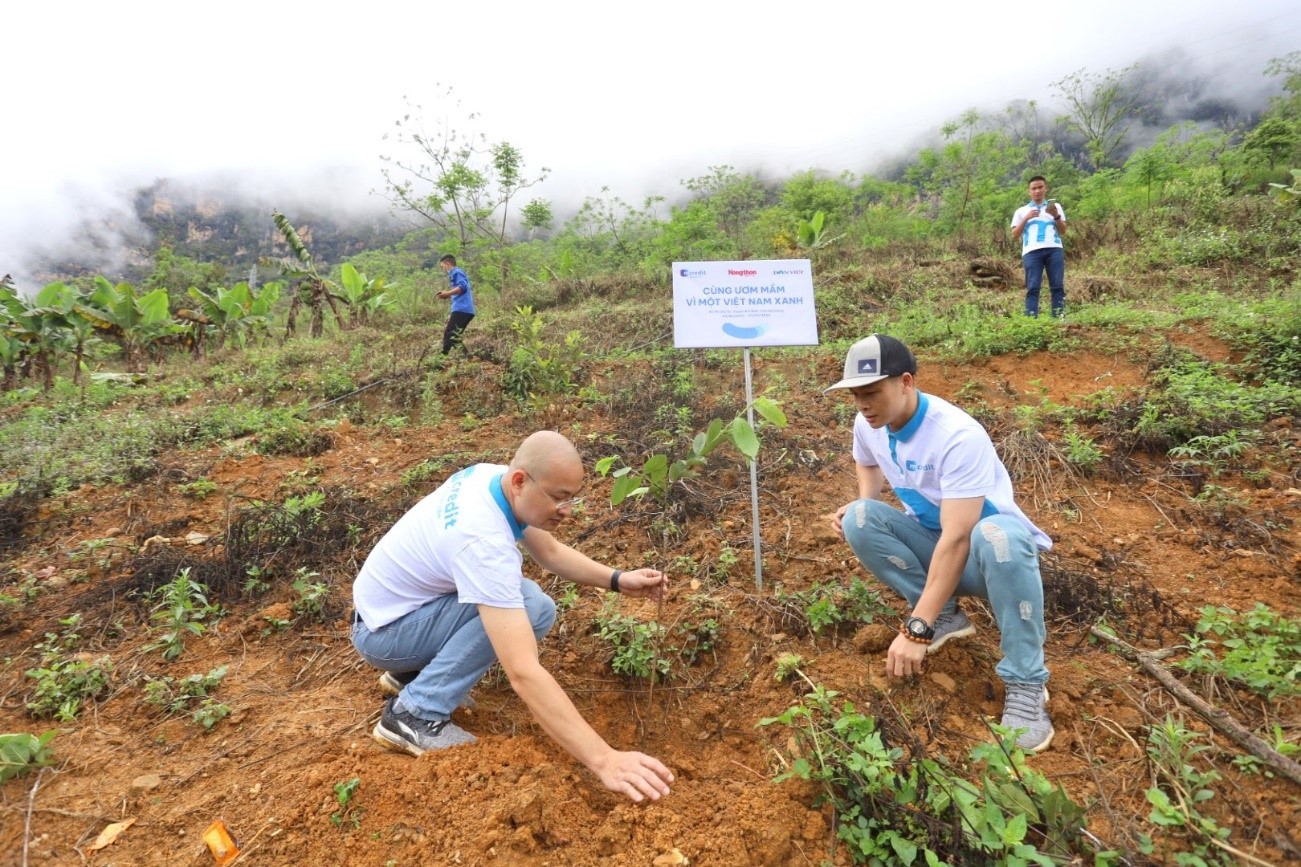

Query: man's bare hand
[
  {"left": 618, "top": 569, "right": 666, "bottom": 600},
  {"left": 830, "top": 503, "right": 852, "bottom": 538},
  {"left": 885, "top": 632, "right": 928, "bottom": 678},
  {"left": 594, "top": 750, "right": 674, "bottom": 803}
]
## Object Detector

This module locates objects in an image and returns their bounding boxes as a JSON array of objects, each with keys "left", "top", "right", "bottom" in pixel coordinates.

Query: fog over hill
[{"left": 6, "top": 25, "right": 1297, "bottom": 291}]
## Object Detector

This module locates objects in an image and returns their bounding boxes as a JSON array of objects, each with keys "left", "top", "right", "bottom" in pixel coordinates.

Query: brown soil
[{"left": 0, "top": 341, "right": 1297, "bottom": 866}]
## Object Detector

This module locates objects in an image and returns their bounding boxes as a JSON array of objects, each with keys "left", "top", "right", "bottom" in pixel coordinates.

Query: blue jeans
[
  {"left": 842, "top": 498, "right": 1048, "bottom": 685},
  {"left": 351, "top": 579, "right": 557, "bottom": 720},
  {"left": 1022, "top": 247, "right": 1065, "bottom": 317}
]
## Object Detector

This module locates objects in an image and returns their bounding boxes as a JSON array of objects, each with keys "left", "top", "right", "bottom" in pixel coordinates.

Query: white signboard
[{"left": 672, "top": 259, "right": 818, "bottom": 348}]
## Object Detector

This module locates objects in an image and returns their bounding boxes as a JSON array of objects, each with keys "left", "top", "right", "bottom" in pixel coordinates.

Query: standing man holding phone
[{"left": 1010, "top": 176, "right": 1066, "bottom": 318}]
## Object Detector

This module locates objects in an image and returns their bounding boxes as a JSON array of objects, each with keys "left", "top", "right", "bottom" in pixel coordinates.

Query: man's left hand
[
  {"left": 618, "top": 569, "right": 666, "bottom": 600},
  {"left": 885, "top": 632, "right": 928, "bottom": 678}
]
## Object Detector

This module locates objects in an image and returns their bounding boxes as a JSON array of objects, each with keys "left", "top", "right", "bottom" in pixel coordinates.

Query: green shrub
[
  {"left": 1132, "top": 361, "right": 1298, "bottom": 450},
  {"left": 0, "top": 731, "right": 58, "bottom": 782},
  {"left": 762, "top": 685, "right": 1102, "bottom": 865},
  {"left": 501, "top": 305, "right": 587, "bottom": 403},
  {"left": 24, "top": 615, "right": 112, "bottom": 720},
  {"left": 775, "top": 577, "right": 893, "bottom": 636},
  {"left": 143, "top": 666, "right": 230, "bottom": 730},
  {"left": 1178, "top": 604, "right": 1299, "bottom": 699},
  {"left": 593, "top": 597, "right": 673, "bottom": 680}
]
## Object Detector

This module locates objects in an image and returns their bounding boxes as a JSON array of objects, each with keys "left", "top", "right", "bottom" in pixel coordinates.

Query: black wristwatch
[{"left": 904, "top": 616, "right": 935, "bottom": 641}]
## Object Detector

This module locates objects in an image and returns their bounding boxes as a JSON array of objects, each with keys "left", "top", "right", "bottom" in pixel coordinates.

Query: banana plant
[
  {"left": 0, "top": 280, "right": 31, "bottom": 389},
  {"left": 337, "top": 264, "right": 394, "bottom": 328},
  {"left": 182, "top": 280, "right": 282, "bottom": 353},
  {"left": 796, "top": 210, "right": 844, "bottom": 253},
  {"left": 76, "top": 277, "right": 177, "bottom": 371},
  {"left": 262, "top": 211, "right": 343, "bottom": 338},
  {"left": 2, "top": 282, "right": 76, "bottom": 390},
  {"left": 29, "top": 282, "right": 102, "bottom": 385}
]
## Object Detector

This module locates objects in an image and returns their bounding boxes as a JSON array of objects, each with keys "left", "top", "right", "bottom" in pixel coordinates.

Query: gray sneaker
[
  {"left": 1000, "top": 684, "right": 1054, "bottom": 753},
  {"left": 372, "top": 698, "right": 477, "bottom": 756},
  {"left": 378, "top": 671, "right": 477, "bottom": 709},
  {"left": 927, "top": 609, "right": 976, "bottom": 654}
]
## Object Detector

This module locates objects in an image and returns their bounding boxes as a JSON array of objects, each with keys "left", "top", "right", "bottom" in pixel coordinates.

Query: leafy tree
[
  {"left": 681, "top": 165, "right": 768, "bottom": 252},
  {"left": 379, "top": 87, "right": 549, "bottom": 253},
  {"left": 563, "top": 187, "right": 665, "bottom": 271},
  {"left": 1264, "top": 51, "right": 1301, "bottom": 121},
  {"left": 907, "top": 111, "right": 1025, "bottom": 239},
  {"left": 1052, "top": 65, "right": 1144, "bottom": 169},
  {"left": 144, "top": 245, "right": 228, "bottom": 310},
  {"left": 655, "top": 200, "right": 736, "bottom": 262},
  {"left": 30, "top": 282, "right": 100, "bottom": 385},
  {"left": 1243, "top": 116, "right": 1299, "bottom": 173},
  {"left": 999, "top": 99, "right": 1055, "bottom": 167},
  {"left": 520, "top": 199, "right": 554, "bottom": 239},
  {"left": 779, "top": 170, "right": 856, "bottom": 225}
]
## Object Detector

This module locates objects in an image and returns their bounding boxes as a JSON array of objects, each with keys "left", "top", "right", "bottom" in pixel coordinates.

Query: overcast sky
[{"left": 4, "top": 1, "right": 1299, "bottom": 284}]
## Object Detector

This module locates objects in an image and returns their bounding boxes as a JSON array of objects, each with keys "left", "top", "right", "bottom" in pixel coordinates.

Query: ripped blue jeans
[
  {"left": 351, "top": 578, "right": 557, "bottom": 721},
  {"left": 842, "top": 498, "right": 1048, "bottom": 685}
]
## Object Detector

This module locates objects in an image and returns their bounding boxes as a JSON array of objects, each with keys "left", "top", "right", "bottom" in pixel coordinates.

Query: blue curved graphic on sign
[{"left": 722, "top": 322, "right": 766, "bottom": 340}]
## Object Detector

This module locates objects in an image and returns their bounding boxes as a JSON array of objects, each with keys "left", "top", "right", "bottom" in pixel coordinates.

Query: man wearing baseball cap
[{"left": 825, "top": 334, "right": 1054, "bottom": 752}]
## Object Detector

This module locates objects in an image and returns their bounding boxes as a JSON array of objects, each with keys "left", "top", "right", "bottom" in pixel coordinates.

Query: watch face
[{"left": 906, "top": 617, "right": 930, "bottom": 638}]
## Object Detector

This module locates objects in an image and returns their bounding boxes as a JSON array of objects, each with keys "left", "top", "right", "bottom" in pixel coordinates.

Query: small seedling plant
[
  {"left": 146, "top": 568, "right": 221, "bottom": 660},
  {"left": 291, "top": 568, "right": 330, "bottom": 622},
  {"left": 595, "top": 398, "right": 787, "bottom": 506},
  {"left": 331, "top": 777, "right": 363, "bottom": 829},
  {"left": 774, "top": 577, "right": 893, "bottom": 637},
  {"left": 142, "top": 666, "right": 230, "bottom": 731},
  {"left": 24, "top": 614, "right": 113, "bottom": 720},
  {"left": 594, "top": 597, "right": 673, "bottom": 680},
  {"left": 1138, "top": 717, "right": 1236, "bottom": 865}
]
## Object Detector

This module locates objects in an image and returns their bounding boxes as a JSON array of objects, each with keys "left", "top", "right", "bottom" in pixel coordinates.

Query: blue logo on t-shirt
[{"left": 904, "top": 459, "right": 936, "bottom": 472}]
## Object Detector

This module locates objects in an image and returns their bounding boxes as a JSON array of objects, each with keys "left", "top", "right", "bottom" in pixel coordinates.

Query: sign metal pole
[{"left": 743, "top": 347, "right": 763, "bottom": 590}]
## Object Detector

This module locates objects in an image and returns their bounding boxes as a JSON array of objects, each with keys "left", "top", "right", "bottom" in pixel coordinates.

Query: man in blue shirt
[
  {"left": 1010, "top": 176, "right": 1066, "bottom": 317},
  {"left": 826, "top": 334, "right": 1055, "bottom": 753},
  {"left": 437, "top": 254, "right": 475, "bottom": 354}
]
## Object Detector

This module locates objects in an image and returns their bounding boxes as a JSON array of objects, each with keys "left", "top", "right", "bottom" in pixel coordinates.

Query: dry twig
[{"left": 1089, "top": 625, "right": 1301, "bottom": 789}]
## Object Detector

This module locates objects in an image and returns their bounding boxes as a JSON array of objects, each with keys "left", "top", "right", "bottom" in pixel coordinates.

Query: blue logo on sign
[
  {"left": 679, "top": 268, "right": 706, "bottom": 278},
  {"left": 857, "top": 359, "right": 878, "bottom": 374}
]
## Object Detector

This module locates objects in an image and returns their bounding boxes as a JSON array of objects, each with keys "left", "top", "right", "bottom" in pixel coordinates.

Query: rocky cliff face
[{"left": 29, "top": 178, "right": 406, "bottom": 286}]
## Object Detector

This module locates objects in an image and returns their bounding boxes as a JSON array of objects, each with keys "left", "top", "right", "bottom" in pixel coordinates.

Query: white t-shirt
[
  {"left": 1011, "top": 200, "right": 1065, "bottom": 254},
  {"left": 852, "top": 393, "right": 1052, "bottom": 550},
  {"left": 353, "top": 463, "right": 529, "bottom": 629}
]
